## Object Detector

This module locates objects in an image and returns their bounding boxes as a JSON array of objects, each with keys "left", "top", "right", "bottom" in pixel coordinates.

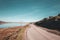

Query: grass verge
[{"left": 16, "top": 24, "right": 29, "bottom": 40}]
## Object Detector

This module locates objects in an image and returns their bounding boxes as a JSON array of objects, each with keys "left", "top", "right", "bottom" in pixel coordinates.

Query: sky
[{"left": 0, "top": 0, "right": 60, "bottom": 22}]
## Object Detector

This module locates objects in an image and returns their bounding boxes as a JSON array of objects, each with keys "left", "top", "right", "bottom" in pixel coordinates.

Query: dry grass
[
  {"left": 0, "top": 24, "right": 29, "bottom": 40},
  {"left": 0, "top": 27, "right": 22, "bottom": 40},
  {"left": 16, "top": 24, "right": 29, "bottom": 40}
]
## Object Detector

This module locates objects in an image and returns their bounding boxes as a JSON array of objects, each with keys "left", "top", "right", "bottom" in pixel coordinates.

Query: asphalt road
[{"left": 23, "top": 24, "right": 60, "bottom": 40}]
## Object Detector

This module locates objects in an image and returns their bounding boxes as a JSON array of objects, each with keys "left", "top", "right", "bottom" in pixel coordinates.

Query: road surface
[{"left": 23, "top": 24, "right": 60, "bottom": 40}]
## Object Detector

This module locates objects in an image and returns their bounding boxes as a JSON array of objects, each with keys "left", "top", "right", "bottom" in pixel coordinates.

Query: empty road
[{"left": 23, "top": 24, "right": 60, "bottom": 40}]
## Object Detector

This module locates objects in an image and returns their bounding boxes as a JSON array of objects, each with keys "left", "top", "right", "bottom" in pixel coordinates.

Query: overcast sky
[{"left": 0, "top": 0, "right": 60, "bottom": 22}]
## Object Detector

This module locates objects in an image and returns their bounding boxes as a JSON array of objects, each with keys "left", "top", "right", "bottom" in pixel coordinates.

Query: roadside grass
[
  {"left": 39, "top": 27, "right": 60, "bottom": 36},
  {"left": 16, "top": 24, "right": 29, "bottom": 40}
]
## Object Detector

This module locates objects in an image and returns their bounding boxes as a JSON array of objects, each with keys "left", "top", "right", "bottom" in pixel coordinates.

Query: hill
[
  {"left": 34, "top": 14, "right": 60, "bottom": 35},
  {"left": 0, "top": 21, "right": 6, "bottom": 24}
]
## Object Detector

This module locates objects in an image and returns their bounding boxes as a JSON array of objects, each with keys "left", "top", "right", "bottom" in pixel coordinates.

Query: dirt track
[{"left": 23, "top": 24, "right": 60, "bottom": 40}]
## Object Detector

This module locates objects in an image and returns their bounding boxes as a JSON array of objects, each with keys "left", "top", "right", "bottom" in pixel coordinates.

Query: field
[{"left": 0, "top": 25, "right": 29, "bottom": 40}]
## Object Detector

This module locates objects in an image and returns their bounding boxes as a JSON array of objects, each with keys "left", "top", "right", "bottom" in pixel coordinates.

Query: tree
[
  {"left": 49, "top": 16, "right": 53, "bottom": 19},
  {"left": 58, "top": 13, "right": 60, "bottom": 16},
  {"left": 43, "top": 18, "right": 48, "bottom": 21}
]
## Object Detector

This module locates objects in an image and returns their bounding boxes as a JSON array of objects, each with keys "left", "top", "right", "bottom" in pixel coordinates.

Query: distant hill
[
  {"left": 34, "top": 14, "right": 60, "bottom": 31},
  {"left": 0, "top": 21, "right": 6, "bottom": 24}
]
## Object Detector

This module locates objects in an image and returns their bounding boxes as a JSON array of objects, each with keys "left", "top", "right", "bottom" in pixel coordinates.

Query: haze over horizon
[{"left": 0, "top": 0, "right": 60, "bottom": 22}]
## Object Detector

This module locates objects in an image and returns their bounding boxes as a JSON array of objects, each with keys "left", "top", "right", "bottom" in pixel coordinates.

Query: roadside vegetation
[
  {"left": 34, "top": 13, "right": 60, "bottom": 35},
  {"left": 0, "top": 24, "right": 30, "bottom": 40},
  {"left": 16, "top": 24, "right": 30, "bottom": 40}
]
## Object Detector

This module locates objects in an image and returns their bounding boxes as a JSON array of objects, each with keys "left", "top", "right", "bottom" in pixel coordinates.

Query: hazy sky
[{"left": 0, "top": 0, "right": 60, "bottom": 22}]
